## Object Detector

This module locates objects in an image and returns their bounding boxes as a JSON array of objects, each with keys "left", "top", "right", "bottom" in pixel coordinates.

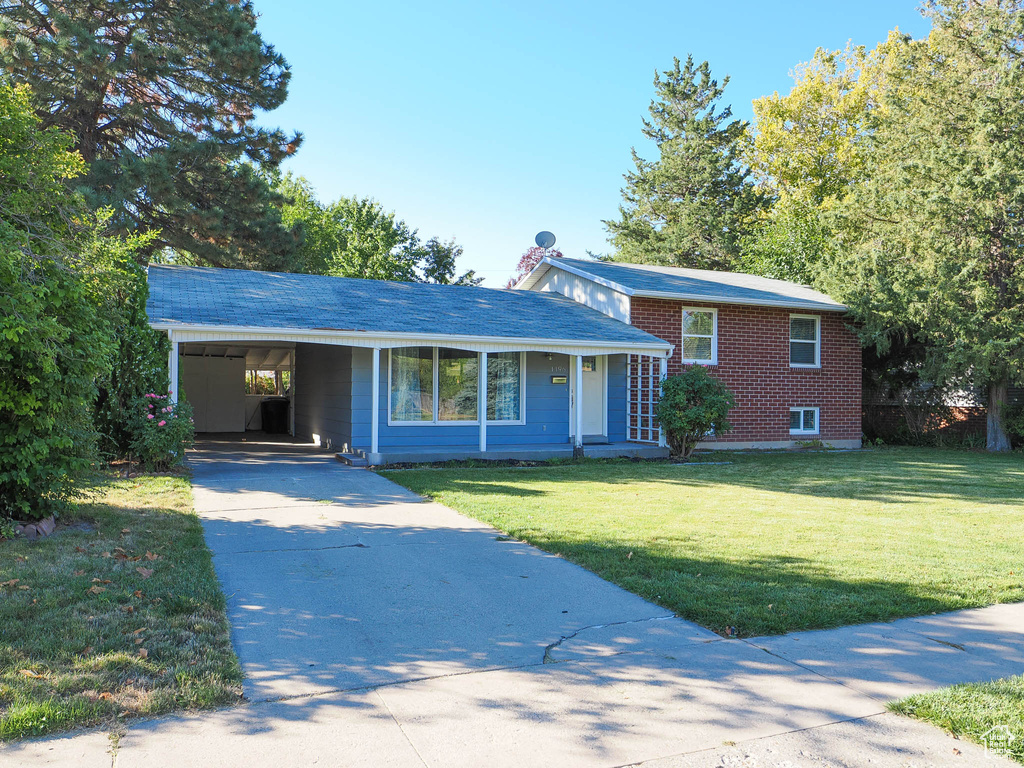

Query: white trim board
[
  {"left": 517, "top": 257, "right": 848, "bottom": 313},
  {"left": 157, "top": 323, "right": 672, "bottom": 359}
]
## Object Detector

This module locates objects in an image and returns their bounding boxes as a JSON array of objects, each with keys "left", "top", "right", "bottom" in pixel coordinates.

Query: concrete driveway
[
  {"left": 187, "top": 437, "right": 692, "bottom": 702},
  {"left": 4, "top": 437, "right": 1021, "bottom": 767}
]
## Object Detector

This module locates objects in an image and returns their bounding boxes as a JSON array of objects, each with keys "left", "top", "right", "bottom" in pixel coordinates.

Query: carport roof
[{"left": 146, "top": 264, "right": 672, "bottom": 354}]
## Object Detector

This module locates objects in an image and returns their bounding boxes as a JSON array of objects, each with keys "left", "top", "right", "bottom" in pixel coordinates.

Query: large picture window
[
  {"left": 488, "top": 351, "right": 522, "bottom": 421},
  {"left": 389, "top": 348, "right": 524, "bottom": 425},
  {"left": 438, "top": 349, "right": 478, "bottom": 421},
  {"left": 390, "top": 347, "right": 434, "bottom": 421},
  {"left": 681, "top": 308, "right": 717, "bottom": 364},
  {"left": 790, "top": 315, "right": 820, "bottom": 367}
]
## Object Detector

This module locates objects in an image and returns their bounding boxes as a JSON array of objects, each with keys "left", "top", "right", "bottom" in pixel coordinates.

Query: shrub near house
[
  {"left": 657, "top": 368, "right": 734, "bottom": 459},
  {"left": 130, "top": 393, "right": 195, "bottom": 471}
]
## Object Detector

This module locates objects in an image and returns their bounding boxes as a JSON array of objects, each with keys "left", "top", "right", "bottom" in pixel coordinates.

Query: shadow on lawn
[{"left": 409, "top": 447, "right": 1024, "bottom": 507}]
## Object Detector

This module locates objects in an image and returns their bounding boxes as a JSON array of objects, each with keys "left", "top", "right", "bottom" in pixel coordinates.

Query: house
[
  {"left": 516, "top": 256, "right": 862, "bottom": 449},
  {"left": 146, "top": 265, "right": 673, "bottom": 464}
]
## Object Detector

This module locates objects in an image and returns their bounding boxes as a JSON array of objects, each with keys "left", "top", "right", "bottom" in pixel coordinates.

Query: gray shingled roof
[
  {"left": 146, "top": 264, "right": 671, "bottom": 347},
  {"left": 526, "top": 256, "right": 846, "bottom": 311}
]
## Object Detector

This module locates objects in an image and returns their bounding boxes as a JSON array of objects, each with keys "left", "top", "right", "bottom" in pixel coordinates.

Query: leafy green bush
[
  {"left": 91, "top": 232, "right": 169, "bottom": 459},
  {"left": 130, "top": 393, "right": 195, "bottom": 471},
  {"left": 656, "top": 366, "right": 735, "bottom": 460},
  {"left": 0, "top": 82, "right": 111, "bottom": 520}
]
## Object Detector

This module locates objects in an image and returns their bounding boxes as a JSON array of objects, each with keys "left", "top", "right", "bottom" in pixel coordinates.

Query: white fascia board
[
  {"left": 630, "top": 289, "right": 848, "bottom": 313},
  {"left": 513, "top": 256, "right": 637, "bottom": 297},
  {"left": 512, "top": 259, "right": 551, "bottom": 291},
  {"left": 148, "top": 322, "right": 673, "bottom": 358}
]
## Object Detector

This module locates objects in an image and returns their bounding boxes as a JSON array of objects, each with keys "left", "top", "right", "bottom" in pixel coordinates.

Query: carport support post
[
  {"left": 167, "top": 333, "right": 179, "bottom": 405},
  {"left": 478, "top": 352, "right": 488, "bottom": 453},
  {"left": 658, "top": 356, "right": 668, "bottom": 449},
  {"left": 573, "top": 354, "right": 584, "bottom": 458},
  {"left": 371, "top": 347, "right": 380, "bottom": 456}
]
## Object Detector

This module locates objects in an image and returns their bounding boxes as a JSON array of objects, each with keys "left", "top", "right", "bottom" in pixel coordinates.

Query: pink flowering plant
[{"left": 129, "top": 392, "right": 194, "bottom": 471}]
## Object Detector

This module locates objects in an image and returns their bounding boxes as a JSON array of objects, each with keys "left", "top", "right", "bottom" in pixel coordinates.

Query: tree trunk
[{"left": 987, "top": 378, "right": 1012, "bottom": 452}]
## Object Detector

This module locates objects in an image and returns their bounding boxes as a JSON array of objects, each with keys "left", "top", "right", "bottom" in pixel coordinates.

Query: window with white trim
[
  {"left": 389, "top": 347, "right": 524, "bottom": 425},
  {"left": 789, "top": 315, "right": 820, "bottom": 367},
  {"left": 681, "top": 308, "right": 717, "bottom": 364},
  {"left": 789, "top": 407, "right": 819, "bottom": 435}
]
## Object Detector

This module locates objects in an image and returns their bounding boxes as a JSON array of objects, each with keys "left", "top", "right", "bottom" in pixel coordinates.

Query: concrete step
[{"left": 335, "top": 452, "right": 369, "bottom": 467}]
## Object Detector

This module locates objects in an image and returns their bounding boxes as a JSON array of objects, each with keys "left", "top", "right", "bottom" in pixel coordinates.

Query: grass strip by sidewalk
[
  {"left": 0, "top": 474, "right": 242, "bottom": 741},
  {"left": 891, "top": 676, "right": 1024, "bottom": 764},
  {"left": 383, "top": 447, "right": 1024, "bottom": 637}
]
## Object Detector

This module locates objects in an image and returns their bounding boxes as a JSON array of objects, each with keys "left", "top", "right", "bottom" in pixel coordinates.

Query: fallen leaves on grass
[
  {"left": 87, "top": 585, "right": 106, "bottom": 595},
  {"left": 19, "top": 670, "right": 42, "bottom": 679},
  {"left": 136, "top": 567, "right": 154, "bottom": 579},
  {"left": 144, "top": 551, "right": 161, "bottom": 561},
  {"left": 0, "top": 579, "right": 19, "bottom": 588},
  {"left": 138, "top": 648, "right": 148, "bottom": 659}
]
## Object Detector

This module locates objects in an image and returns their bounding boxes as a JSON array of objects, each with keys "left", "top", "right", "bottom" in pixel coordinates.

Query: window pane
[
  {"left": 803, "top": 409, "right": 816, "bottom": 431},
  {"left": 438, "top": 349, "right": 478, "bottom": 421},
  {"left": 790, "top": 317, "right": 818, "bottom": 341},
  {"left": 683, "top": 336, "right": 713, "bottom": 361},
  {"left": 790, "top": 340, "right": 817, "bottom": 365},
  {"left": 790, "top": 410, "right": 802, "bottom": 430},
  {"left": 488, "top": 352, "right": 521, "bottom": 421},
  {"left": 683, "top": 310, "right": 714, "bottom": 336},
  {"left": 391, "top": 347, "right": 433, "bottom": 421}
]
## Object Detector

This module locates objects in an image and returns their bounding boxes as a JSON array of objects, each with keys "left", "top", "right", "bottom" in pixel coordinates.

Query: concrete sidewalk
[{"left": 2, "top": 439, "right": 1021, "bottom": 767}]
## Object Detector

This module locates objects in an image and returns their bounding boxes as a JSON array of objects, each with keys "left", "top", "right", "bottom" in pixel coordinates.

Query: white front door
[{"left": 571, "top": 355, "right": 607, "bottom": 438}]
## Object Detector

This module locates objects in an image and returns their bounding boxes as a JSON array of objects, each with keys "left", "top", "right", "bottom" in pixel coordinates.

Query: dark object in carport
[{"left": 260, "top": 397, "right": 290, "bottom": 434}]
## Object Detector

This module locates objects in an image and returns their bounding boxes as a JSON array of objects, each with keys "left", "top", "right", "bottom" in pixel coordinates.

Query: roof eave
[
  {"left": 149, "top": 321, "right": 674, "bottom": 357},
  {"left": 630, "top": 289, "right": 848, "bottom": 312}
]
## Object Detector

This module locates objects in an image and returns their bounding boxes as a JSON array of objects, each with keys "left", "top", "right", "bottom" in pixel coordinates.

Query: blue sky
[{"left": 257, "top": 1, "right": 930, "bottom": 285}]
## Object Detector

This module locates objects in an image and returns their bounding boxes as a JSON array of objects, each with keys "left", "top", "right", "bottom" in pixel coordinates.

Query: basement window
[{"left": 789, "top": 407, "right": 819, "bottom": 435}]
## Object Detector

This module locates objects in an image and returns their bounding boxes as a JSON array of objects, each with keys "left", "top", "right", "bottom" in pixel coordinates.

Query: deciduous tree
[
  {"left": 828, "top": 0, "right": 1024, "bottom": 451},
  {"left": 279, "top": 174, "right": 477, "bottom": 284}
]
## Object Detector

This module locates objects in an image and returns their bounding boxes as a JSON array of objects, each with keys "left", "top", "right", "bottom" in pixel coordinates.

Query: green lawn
[
  {"left": 383, "top": 447, "right": 1024, "bottom": 637},
  {"left": 0, "top": 475, "right": 242, "bottom": 741},
  {"left": 892, "top": 676, "right": 1024, "bottom": 764}
]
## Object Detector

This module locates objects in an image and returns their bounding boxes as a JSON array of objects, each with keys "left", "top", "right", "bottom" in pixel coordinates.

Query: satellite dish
[{"left": 535, "top": 231, "right": 556, "bottom": 249}]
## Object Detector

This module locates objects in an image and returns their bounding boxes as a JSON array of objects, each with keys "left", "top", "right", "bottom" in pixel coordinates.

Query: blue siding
[
  {"left": 607, "top": 353, "right": 628, "bottom": 442},
  {"left": 293, "top": 343, "right": 354, "bottom": 451},
  {"left": 346, "top": 348, "right": 630, "bottom": 452}
]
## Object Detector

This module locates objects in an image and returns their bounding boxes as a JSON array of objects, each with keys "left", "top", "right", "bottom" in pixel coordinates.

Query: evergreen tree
[
  {"left": 605, "top": 56, "right": 763, "bottom": 271},
  {"left": 0, "top": 1, "right": 301, "bottom": 270},
  {"left": 828, "top": 0, "right": 1024, "bottom": 451}
]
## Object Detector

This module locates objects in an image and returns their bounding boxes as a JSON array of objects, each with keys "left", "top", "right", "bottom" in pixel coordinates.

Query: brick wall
[{"left": 630, "top": 297, "right": 862, "bottom": 444}]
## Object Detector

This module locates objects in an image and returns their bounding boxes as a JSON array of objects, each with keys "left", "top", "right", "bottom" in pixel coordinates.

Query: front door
[{"left": 571, "top": 355, "right": 607, "bottom": 439}]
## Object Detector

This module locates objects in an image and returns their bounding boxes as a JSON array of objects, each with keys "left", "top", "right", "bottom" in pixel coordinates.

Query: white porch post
[
  {"left": 478, "top": 352, "right": 488, "bottom": 453},
  {"left": 167, "top": 332, "right": 179, "bottom": 405},
  {"left": 574, "top": 354, "right": 584, "bottom": 455},
  {"left": 371, "top": 347, "right": 380, "bottom": 456},
  {"left": 658, "top": 356, "right": 668, "bottom": 448}
]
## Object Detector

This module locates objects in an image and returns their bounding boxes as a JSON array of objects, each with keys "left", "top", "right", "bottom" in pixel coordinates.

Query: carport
[{"left": 178, "top": 342, "right": 295, "bottom": 434}]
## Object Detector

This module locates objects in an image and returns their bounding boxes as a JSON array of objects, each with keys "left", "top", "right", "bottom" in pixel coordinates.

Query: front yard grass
[
  {"left": 0, "top": 474, "right": 242, "bottom": 741},
  {"left": 383, "top": 447, "right": 1024, "bottom": 637},
  {"left": 891, "top": 676, "right": 1024, "bottom": 763}
]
